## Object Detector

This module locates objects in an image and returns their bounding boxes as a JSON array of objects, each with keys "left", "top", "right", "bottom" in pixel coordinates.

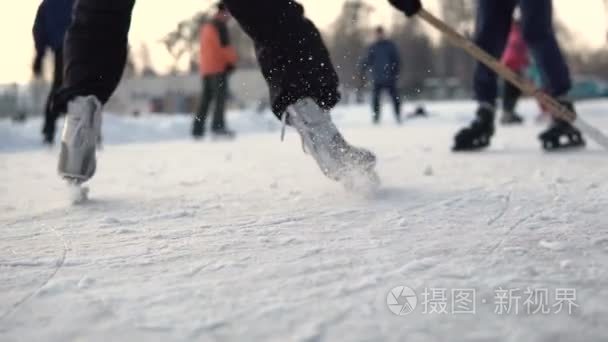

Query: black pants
[
  {"left": 372, "top": 81, "right": 401, "bottom": 122},
  {"left": 193, "top": 74, "right": 228, "bottom": 136},
  {"left": 473, "top": 0, "right": 571, "bottom": 104},
  {"left": 42, "top": 49, "right": 64, "bottom": 142},
  {"left": 54, "top": 0, "right": 339, "bottom": 118},
  {"left": 502, "top": 78, "right": 522, "bottom": 113}
]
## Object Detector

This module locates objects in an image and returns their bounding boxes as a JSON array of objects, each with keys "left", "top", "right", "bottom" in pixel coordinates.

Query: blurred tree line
[
  {"left": 327, "top": 0, "right": 475, "bottom": 98},
  {"left": 136, "top": 0, "right": 606, "bottom": 95},
  {"left": 554, "top": 20, "right": 608, "bottom": 80}
]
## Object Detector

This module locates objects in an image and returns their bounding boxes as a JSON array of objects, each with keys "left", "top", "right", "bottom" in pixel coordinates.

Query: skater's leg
[
  {"left": 473, "top": 0, "right": 517, "bottom": 105},
  {"left": 223, "top": 0, "right": 340, "bottom": 116},
  {"left": 519, "top": 0, "right": 583, "bottom": 150},
  {"left": 518, "top": 0, "right": 571, "bottom": 97},
  {"left": 372, "top": 83, "right": 382, "bottom": 123},
  {"left": 42, "top": 95, "right": 54, "bottom": 143},
  {"left": 55, "top": 0, "right": 135, "bottom": 183},
  {"left": 387, "top": 81, "right": 401, "bottom": 122},
  {"left": 54, "top": 0, "right": 136, "bottom": 112},
  {"left": 42, "top": 49, "right": 64, "bottom": 144},
  {"left": 454, "top": 0, "right": 517, "bottom": 151},
  {"left": 500, "top": 77, "right": 524, "bottom": 124},
  {"left": 211, "top": 73, "right": 228, "bottom": 132},
  {"left": 502, "top": 80, "right": 521, "bottom": 113},
  {"left": 193, "top": 76, "right": 216, "bottom": 137},
  {"left": 224, "top": 0, "right": 376, "bottom": 186}
]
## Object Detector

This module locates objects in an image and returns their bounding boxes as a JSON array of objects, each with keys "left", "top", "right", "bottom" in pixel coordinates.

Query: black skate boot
[
  {"left": 42, "top": 132, "right": 54, "bottom": 146},
  {"left": 42, "top": 120, "right": 55, "bottom": 145},
  {"left": 538, "top": 101, "right": 585, "bottom": 151},
  {"left": 539, "top": 120, "right": 585, "bottom": 151},
  {"left": 453, "top": 104, "right": 495, "bottom": 151}
]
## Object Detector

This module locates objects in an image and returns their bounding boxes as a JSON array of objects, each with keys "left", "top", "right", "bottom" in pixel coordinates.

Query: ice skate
[
  {"left": 58, "top": 96, "right": 102, "bottom": 184},
  {"left": 539, "top": 119, "right": 585, "bottom": 151},
  {"left": 286, "top": 98, "right": 379, "bottom": 190},
  {"left": 453, "top": 105, "right": 495, "bottom": 151},
  {"left": 538, "top": 101, "right": 585, "bottom": 151}
]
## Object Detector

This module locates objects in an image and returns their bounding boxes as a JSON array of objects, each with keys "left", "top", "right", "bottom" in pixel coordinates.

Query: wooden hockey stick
[{"left": 416, "top": 8, "right": 608, "bottom": 150}]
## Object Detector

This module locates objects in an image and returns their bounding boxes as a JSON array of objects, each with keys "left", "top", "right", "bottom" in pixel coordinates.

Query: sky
[{"left": 1, "top": 0, "right": 607, "bottom": 85}]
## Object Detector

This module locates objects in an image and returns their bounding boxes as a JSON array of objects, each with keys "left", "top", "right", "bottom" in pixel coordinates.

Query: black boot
[
  {"left": 453, "top": 105, "right": 495, "bottom": 151},
  {"left": 42, "top": 119, "right": 55, "bottom": 145},
  {"left": 192, "top": 117, "right": 205, "bottom": 140},
  {"left": 372, "top": 113, "right": 380, "bottom": 125},
  {"left": 538, "top": 101, "right": 585, "bottom": 151},
  {"left": 539, "top": 120, "right": 585, "bottom": 150},
  {"left": 501, "top": 80, "right": 523, "bottom": 125}
]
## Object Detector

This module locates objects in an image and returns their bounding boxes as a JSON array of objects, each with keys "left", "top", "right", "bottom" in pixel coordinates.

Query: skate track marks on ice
[{"left": 2, "top": 101, "right": 608, "bottom": 341}]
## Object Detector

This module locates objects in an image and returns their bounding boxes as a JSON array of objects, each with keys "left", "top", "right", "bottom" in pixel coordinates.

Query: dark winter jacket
[
  {"left": 360, "top": 39, "right": 401, "bottom": 85},
  {"left": 199, "top": 17, "right": 238, "bottom": 76},
  {"left": 223, "top": 0, "right": 340, "bottom": 115},
  {"left": 33, "top": 0, "right": 75, "bottom": 54}
]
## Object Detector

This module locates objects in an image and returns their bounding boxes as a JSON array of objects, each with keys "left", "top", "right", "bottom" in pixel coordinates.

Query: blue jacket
[
  {"left": 33, "top": 0, "right": 74, "bottom": 54},
  {"left": 360, "top": 39, "right": 401, "bottom": 85}
]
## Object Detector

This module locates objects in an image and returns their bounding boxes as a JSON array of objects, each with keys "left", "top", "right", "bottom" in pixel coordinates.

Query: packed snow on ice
[{"left": 1, "top": 99, "right": 607, "bottom": 341}]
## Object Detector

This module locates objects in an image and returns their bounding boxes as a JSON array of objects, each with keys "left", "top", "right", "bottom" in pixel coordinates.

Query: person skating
[
  {"left": 52, "top": 0, "right": 427, "bottom": 189},
  {"left": 500, "top": 19, "right": 528, "bottom": 125},
  {"left": 360, "top": 26, "right": 402, "bottom": 124},
  {"left": 32, "top": 0, "right": 75, "bottom": 145},
  {"left": 192, "top": 2, "right": 238, "bottom": 139},
  {"left": 454, "top": 0, "right": 585, "bottom": 151}
]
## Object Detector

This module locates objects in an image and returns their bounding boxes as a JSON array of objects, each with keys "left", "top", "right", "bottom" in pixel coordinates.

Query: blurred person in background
[
  {"left": 360, "top": 26, "right": 402, "bottom": 124},
  {"left": 526, "top": 57, "right": 553, "bottom": 122},
  {"left": 32, "top": 0, "right": 74, "bottom": 145},
  {"left": 454, "top": 0, "right": 585, "bottom": 151},
  {"left": 192, "top": 2, "right": 238, "bottom": 139}
]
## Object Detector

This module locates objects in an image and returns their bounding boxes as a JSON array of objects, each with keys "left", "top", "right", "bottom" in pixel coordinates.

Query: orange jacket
[{"left": 199, "top": 20, "right": 238, "bottom": 76}]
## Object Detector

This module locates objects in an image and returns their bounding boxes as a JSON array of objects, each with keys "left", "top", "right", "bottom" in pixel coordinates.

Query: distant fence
[
  {"left": 3, "top": 72, "right": 604, "bottom": 119},
  {"left": 0, "top": 69, "right": 267, "bottom": 119},
  {"left": 106, "top": 69, "right": 268, "bottom": 115}
]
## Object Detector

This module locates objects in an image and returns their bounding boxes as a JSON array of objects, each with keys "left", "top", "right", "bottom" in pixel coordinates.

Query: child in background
[{"left": 500, "top": 20, "right": 529, "bottom": 124}]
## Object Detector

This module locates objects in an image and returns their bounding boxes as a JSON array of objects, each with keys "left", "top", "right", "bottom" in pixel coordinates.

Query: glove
[
  {"left": 32, "top": 54, "right": 43, "bottom": 78},
  {"left": 254, "top": 26, "right": 340, "bottom": 115},
  {"left": 388, "top": 0, "right": 422, "bottom": 17}
]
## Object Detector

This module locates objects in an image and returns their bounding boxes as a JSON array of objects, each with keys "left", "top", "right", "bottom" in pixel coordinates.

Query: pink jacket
[{"left": 501, "top": 23, "right": 529, "bottom": 72}]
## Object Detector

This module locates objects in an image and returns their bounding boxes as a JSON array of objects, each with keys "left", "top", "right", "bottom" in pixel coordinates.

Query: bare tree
[
  {"left": 328, "top": 0, "right": 373, "bottom": 89},
  {"left": 441, "top": 0, "right": 475, "bottom": 34},
  {"left": 137, "top": 43, "right": 157, "bottom": 77},
  {"left": 436, "top": 0, "right": 476, "bottom": 89},
  {"left": 162, "top": 11, "right": 257, "bottom": 74},
  {"left": 554, "top": 18, "right": 608, "bottom": 79},
  {"left": 123, "top": 45, "right": 137, "bottom": 78},
  {"left": 161, "top": 13, "right": 207, "bottom": 74},
  {"left": 390, "top": 17, "right": 434, "bottom": 97}
]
